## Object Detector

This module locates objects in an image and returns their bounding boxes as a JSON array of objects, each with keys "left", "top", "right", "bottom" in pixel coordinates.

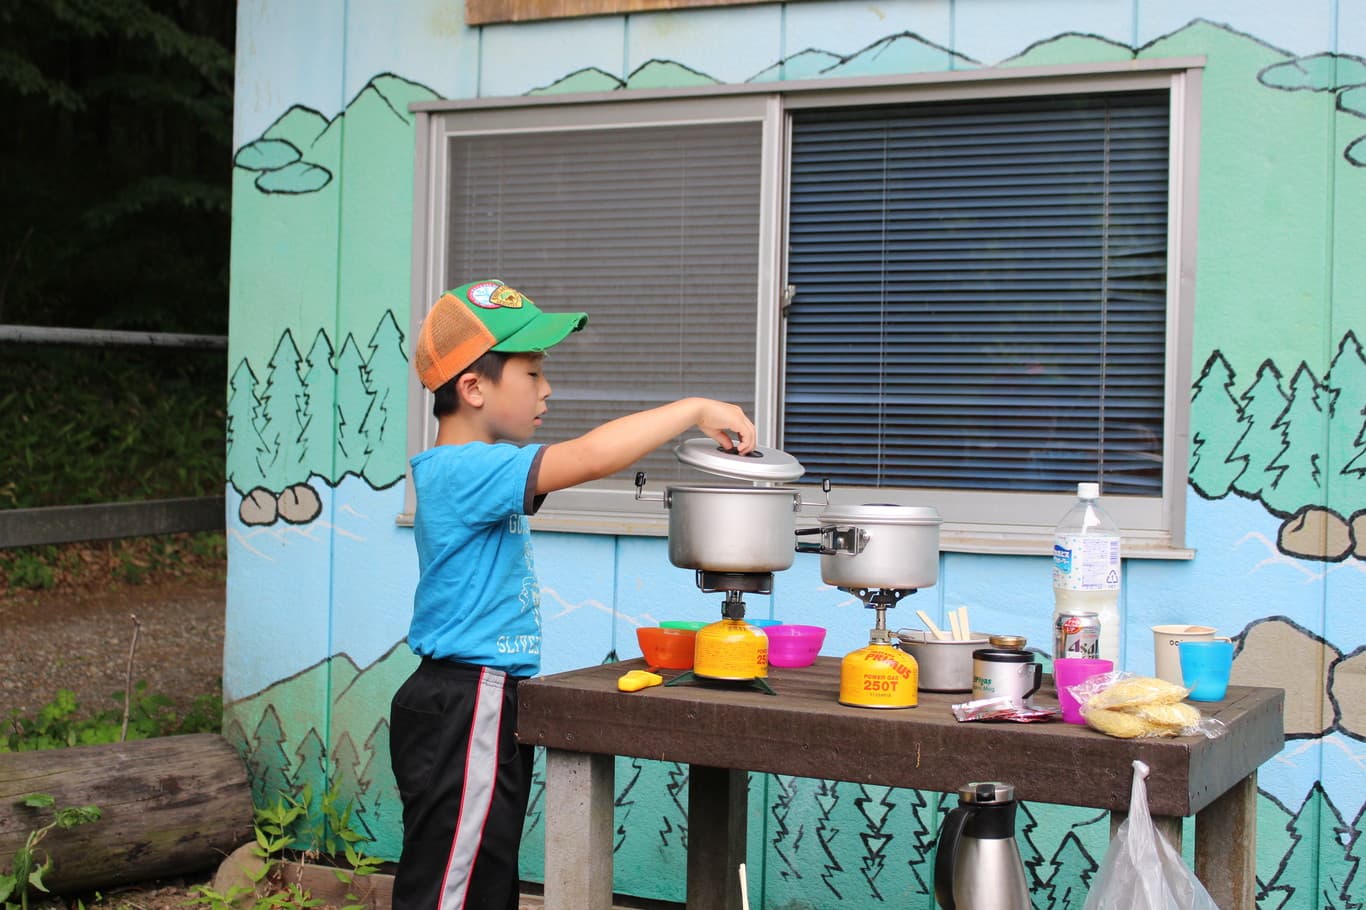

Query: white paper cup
[{"left": 1152, "top": 624, "right": 1217, "bottom": 684}]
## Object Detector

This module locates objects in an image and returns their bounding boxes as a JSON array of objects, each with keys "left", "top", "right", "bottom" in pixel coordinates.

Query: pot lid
[
  {"left": 674, "top": 438, "right": 806, "bottom": 483},
  {"left": 818, "top": 503, "right": 942, "bottom": 525}
]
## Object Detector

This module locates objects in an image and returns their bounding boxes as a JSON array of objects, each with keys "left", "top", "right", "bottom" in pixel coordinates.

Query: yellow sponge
[{"left": 617, "top": 670, "right": 664, "bottom": 692}]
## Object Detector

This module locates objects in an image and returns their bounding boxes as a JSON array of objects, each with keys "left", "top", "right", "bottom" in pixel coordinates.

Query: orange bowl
[{"left": 636, "top": 626, "right": 696, "bottom": 669}]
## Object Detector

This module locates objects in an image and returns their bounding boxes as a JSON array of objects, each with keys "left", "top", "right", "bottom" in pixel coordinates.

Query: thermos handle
[
  {"left": 934, "top": 805, "right": 973, "bottom": 910},
  {"left": 1025, "top": 660, "right": 1042, "bottom": 698}
]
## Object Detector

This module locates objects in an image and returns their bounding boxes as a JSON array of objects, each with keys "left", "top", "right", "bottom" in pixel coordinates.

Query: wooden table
[{"left": 517, "top": 658, "right": 1283, "bottom": 910}]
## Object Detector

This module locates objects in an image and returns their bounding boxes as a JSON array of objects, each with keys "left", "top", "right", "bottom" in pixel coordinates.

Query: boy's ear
[{"left": 456, "top": 371, "right": 484, "bottom": 408}]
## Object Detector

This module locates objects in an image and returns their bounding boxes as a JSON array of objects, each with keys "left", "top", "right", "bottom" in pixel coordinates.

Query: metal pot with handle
[
  {"left": 634, "top": 439, "right": 813, "bottom": 573},
  {"left": 795, "top": 503, "right": 941, "bottom": 590}
]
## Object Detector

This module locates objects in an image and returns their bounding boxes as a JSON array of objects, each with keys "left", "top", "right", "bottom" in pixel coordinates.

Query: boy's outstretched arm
[{"left": 536, "top": 397, "right": 756, "bottom": 494}]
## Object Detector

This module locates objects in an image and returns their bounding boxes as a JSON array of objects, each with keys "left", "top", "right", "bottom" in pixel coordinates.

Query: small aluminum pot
[
  {"left": 796, "top": 503, "right": 941, "bottom": 590},
  {"left": 665, "top": 484, "right": 801, "bottom": 572}
]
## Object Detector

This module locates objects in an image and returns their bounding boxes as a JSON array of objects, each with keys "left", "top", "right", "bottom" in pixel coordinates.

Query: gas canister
[{"left": 839, "top": 641, "right": 919, "bottom": 708}]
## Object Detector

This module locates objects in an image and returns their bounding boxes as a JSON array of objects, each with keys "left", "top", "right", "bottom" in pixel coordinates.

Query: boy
[{"left": 390, "top": 279, "right": 755, "bottom": 910}]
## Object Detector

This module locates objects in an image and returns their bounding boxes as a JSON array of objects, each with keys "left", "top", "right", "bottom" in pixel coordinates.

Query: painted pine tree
[
  {"left": 249, "top": 706, "right": 295, "bottom": 808},
  {"left": 768, "top": 775, "right": 806, "bottom": 884},
  {"left": 330, "top": 732, "right": 376, "bottom": 842},
  {"left": 359, "top": 718, "right": 400, "bottom": 848},
  {"left": 227, "top": 359, "right": 269, "bottom": 493},
  {"left": 334, "top": 334, "right": 376, "bottom": 480},
  {"left": 258, "top": 329, "right": 307, "bottom": 492},
  {"left": 903, "top": 789, "right": 940, "bottom": 901},
  {"left": 1039, "top": 829, "right": 1099, "bottom": 909},
  {"left": 1265, "top": 364, "right": 1327, "bottom": 515},
  {"left": 299, "top": 329, "right": 337, "bottom": 485},
  {"left": 814, "top": 779, "right": 850, "bottom": 899},
  {"left": 360, "top": 311, "right": 407, "bottom": 487},
  {"left": 292, "top": 727, "right": 328, "bottom": 812},
  {"left": 1190, "top": 351, "right": 1246, "bottom": 499},
  {"left": 852, "top": 783, "right": 898, "bottom": 901},
  {"left": 1326, "top": 331, "right": 1366, "bottom": 512},
  {"left": 1229, "top": 361, "right": 1290, "bottom": 505},
  {"left": 1258, "top": 784, "right": 1361, "bottom": 910}
]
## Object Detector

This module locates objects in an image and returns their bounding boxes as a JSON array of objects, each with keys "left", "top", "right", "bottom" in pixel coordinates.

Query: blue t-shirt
[{"left": 408, "top": 442, "right": 546, "bottom": 676}]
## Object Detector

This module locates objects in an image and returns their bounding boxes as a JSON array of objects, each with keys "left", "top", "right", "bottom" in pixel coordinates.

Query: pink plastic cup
[{"left": 1053, "top": 658, "right": 1114, "bottom": 724}]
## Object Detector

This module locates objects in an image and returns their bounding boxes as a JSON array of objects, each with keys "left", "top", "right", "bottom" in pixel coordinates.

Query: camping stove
[
  {"left": 839, "top": 586, "right": 921, "bottom": 708},
  {"left": 666, "top": 570, "right": 776, "bottom": 695}
]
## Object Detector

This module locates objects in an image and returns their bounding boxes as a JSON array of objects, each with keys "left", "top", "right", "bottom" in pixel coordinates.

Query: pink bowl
[{"left": 763, "top": 624, "right": 827, "bottom": 668}]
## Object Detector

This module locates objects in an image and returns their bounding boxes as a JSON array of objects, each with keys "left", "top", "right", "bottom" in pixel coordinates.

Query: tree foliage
[{"left": 0, "top": 0, "right": 233, "bottom": 333}]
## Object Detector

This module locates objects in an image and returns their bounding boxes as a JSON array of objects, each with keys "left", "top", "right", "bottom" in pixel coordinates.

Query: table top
[{"left": 517, "top": 657, "right": 1283, "bottom": 817}]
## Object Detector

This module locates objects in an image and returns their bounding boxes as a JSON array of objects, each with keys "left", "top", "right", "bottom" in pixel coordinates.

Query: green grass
[
  {"left": 0, "top": 344, "right": 226, "bottom": 591},
  {"left": 0, "top": 344, "right": 225, "bottom": 510}
]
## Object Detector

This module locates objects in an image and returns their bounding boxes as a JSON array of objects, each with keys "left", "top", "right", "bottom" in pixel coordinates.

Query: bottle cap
[{"left": 1077, "top": 482, "right": 1100, "bottom": 499}]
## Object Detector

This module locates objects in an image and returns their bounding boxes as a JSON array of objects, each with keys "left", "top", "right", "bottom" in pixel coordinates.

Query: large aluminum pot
[
  {"left": 666, "top": 484, "right": 801, "bottom": 572},
  {"left": 796, "top": 503, "right": 941, "bottom": 589}
]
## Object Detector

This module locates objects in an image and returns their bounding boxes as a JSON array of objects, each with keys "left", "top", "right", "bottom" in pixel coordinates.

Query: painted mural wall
[{"left": 226, "top": 1, "right": 1366, "bottom": 906}]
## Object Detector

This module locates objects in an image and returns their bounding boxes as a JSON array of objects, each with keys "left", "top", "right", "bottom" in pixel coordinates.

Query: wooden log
[{"left": 0, "top": 733, "right": 254, "bottom": 893}]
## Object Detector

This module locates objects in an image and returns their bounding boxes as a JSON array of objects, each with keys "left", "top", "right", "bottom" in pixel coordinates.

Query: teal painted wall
[{"left": 226, "top": 2, "right": 1366, "bottom": 906}]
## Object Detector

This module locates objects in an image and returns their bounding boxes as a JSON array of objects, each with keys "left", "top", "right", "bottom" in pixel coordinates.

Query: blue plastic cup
[{"left": 1179, "top": 639, "right": 1234, "bottom": 701}]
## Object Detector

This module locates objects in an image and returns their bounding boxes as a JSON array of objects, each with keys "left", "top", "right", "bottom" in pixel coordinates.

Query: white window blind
[
  {"left": 784, "top": 91, "right": 1170, "bottom": 496},
  {"left": 444, "top": 121, "right": 763, "bottom": 485}
]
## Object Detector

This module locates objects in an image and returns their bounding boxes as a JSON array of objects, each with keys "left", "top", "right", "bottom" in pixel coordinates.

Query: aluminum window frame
[{"left": 404, "top": 59, "right": 1203, "bottom": 557}]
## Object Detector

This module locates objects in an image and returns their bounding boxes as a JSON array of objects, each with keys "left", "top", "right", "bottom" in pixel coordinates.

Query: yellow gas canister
[
  {"left": 693, "top": 619, "right": 769, "bottom": 680},
  {"left": 839, "top": 642, "right": 919, "bottom": 708}
]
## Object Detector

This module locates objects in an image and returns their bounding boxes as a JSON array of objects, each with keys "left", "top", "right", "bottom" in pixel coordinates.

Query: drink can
[{"left": 1054, "top": 610, "right": 1100, "bottom": 659}]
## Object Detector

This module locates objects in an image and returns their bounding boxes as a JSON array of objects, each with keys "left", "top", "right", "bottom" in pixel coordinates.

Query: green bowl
[{"left": 660, "top": 620, "right": 708, "bottom": 631}]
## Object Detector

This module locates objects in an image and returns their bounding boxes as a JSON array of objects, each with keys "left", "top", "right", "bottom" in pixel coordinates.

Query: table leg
[
  {"left": 686, "top": 765, "right": 747, "bottom": 910},
  {"left": 543, "top": 748, "right": 615, "bottom": 910},
  {"left": 1195, "top": 771, "right": 1258, "bottom": 910}
]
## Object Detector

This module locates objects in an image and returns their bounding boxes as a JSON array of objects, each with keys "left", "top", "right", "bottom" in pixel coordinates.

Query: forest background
[{"left": 1, "top": 0, "right": 235, "bottom": 590}]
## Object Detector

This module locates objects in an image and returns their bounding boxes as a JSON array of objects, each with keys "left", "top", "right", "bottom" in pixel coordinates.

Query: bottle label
[{"left": 1053, "top": 535, "right": 1120, "bottom": 591}]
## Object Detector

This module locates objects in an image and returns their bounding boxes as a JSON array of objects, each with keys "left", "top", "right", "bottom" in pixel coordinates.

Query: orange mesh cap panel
[{"left": 415, "top": 293, "right": 497, "bottom": 390}]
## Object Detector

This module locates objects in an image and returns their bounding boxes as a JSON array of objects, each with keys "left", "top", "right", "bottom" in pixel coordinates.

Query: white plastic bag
[{"left": 1083, "top": 760, "right": 1218, "bottom": 910}]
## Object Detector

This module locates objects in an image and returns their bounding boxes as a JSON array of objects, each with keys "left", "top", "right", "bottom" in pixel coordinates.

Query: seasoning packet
[{"left": 952, "top": 695, "right": 1061, "bottom": 723}]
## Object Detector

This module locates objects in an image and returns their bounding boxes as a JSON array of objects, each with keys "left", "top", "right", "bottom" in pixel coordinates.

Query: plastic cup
[
  {"left": 1179, "top": 639, "right": 1235, "bottom": 701},
  {"left": 1053, "top": 658, "right": 1114, "bottom": 724},
  {"left": 1151, "top": 624, "right": 1217, "bottom": 683}
]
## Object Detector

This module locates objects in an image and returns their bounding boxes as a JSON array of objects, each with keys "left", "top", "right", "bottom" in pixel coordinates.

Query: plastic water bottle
[{"left": 1052, "top": 482, "right": 1122, "bottom": 665}]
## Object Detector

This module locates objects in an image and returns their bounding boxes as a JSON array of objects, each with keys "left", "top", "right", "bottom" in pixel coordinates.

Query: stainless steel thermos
[{"left": 934, "top": 781, "right": 1032, "bottom": 910}]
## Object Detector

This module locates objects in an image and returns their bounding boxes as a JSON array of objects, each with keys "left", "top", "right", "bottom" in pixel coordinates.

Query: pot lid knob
[{"left": 674, "top": 438, "right": 806, "bottom": 483}]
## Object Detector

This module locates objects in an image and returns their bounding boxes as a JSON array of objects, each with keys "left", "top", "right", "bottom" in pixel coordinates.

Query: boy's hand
[{"left": 696, "top": 399, "right": 757, "bottom": 455}]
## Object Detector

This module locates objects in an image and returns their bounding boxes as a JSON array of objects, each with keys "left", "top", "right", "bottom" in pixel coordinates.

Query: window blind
[
  {"left": 784, "top": 92, "right": 1169, "bottom": 495},
  {"left": 445, "top": 122, "right": 762, "bottom": 483}
]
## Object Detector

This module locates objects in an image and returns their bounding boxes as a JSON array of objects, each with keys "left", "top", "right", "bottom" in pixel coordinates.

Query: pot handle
[
  {"left": 793, "top": 526, "right": 869, "bottom": 556},
  {"left": 633, "top": 471, "right": 665, "bottom": 504},
  {"left": 796, "top": 478, "right": 833, "bottom": 511},
  {"left": 794, "top": 527, "right": 824, "bottom": 554}
]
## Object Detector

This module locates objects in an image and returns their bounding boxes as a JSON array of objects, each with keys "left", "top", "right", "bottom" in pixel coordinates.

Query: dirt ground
[
  {"left": 0, "top": 557, "right": 582, "bottom": 910},
  {"left": 1, "top": 560, "right": 227, "bottom": 910}
]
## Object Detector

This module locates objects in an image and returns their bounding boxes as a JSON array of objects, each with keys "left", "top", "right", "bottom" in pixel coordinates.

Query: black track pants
[{"left": 389, "top": 659, "right": 533, "bottom": 910}]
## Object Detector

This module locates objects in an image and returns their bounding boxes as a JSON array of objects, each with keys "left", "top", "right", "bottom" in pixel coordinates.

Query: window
[{"left": 407, "top": 62, "right": 1201, "bottom": 554}]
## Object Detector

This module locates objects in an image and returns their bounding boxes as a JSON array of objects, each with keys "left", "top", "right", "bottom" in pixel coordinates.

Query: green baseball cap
[{"left": 414, "top": 279, "right": 588, "bottom": 390}]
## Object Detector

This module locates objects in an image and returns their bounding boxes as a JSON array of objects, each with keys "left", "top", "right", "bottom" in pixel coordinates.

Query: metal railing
[{"left": 1, "top": 324, "right": 228, "bottom": 549}]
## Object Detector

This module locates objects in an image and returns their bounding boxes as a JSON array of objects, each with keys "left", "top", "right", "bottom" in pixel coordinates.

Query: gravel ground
[{"left": 0, "top": 580, "right": 225, "bottom": 721}]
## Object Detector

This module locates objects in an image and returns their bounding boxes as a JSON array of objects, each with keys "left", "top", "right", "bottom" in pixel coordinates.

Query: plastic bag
[
  {"left": 1083, "top": 760, "right": 1218, "bottom": 910},
  {"left": 1069, "top": 672, "right": 1226, "bottom": 739}
]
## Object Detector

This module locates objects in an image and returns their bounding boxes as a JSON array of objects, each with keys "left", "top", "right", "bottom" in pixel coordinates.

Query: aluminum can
[{"left": 1053, "top": 610, "right": 1100, "bottom": 660}]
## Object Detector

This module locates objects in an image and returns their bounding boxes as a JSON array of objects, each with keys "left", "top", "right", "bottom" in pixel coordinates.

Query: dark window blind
[
  {"left": 784, "top": 92, "right": 1170, "bottom": 495},
  {"left": 446, "top": 122, "right": 762, "bottom": 483}
]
